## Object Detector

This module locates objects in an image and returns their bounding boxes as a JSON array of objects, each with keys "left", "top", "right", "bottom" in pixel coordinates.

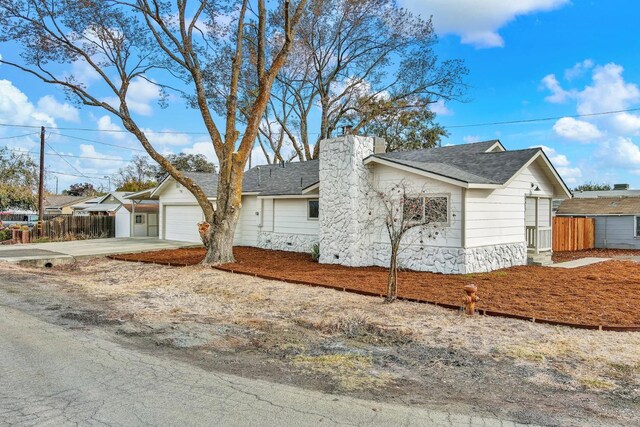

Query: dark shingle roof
[
  {"left": 243, "top": 160, "right": 319, "bottom": 196},
  {"left": 557, "top": 197, "right": 640, "bottom": 215},
  {"left": 371, "top": 141, "right": 541, "bottom": 185},
  {"left": 181, "top": 160, "right": 319, "bottom": 197},
  {"left": 175, "top": 141, "right": 548, "bottom": 197},
  {"left": 183, "top": 171, "right": 219, "bottom": 196}
]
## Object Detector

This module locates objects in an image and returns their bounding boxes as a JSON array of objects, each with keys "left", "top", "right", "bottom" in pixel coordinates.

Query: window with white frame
[
  {"left": 308, "top": 199, "right": 319, "bottom": 220},
  {"left": 403, "top": 195, "right": 449, "bottom": 225},
  {"left": 135, "top": 214, "right": 145, "bottom": 224},
  {"left": 636, "top": 216, "right": 640, "bottom": 237}
]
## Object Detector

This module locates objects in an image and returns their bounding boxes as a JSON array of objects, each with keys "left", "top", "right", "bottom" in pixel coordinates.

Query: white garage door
[{"left": 164, "top": 205, "right": 204, "bottom": 242}]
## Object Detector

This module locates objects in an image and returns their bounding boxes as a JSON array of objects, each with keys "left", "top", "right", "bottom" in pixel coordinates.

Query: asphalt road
[{"left": 0, "top": 304, "right": 528, "bottom": 426}]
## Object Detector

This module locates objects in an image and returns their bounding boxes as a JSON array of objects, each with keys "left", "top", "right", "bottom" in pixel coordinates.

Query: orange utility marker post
[{"left": 463, "top": 284, "right": 480, "bottom": 315}]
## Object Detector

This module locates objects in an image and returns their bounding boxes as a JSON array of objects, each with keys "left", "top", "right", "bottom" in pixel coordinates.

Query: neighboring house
[
  {"left": 572, "top": 184, "right": 640, "bottom": 199},
  {"left": 153, "top": 137, "right": 570, "bottom": 274},
  {"left": 73, "top": 191, "right": 159, "bottom": 238},
  {"left": 43, "top": 195, "right": 92, "bottom": 215},
  {"left": 556, "top": 197, "right": 640, "bottom": 249}
]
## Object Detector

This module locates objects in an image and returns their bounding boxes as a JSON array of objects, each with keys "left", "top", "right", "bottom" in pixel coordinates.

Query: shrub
[
  {"left": 310, "top": 243, "right": 320, "bottom": 262},
  {"left": 0, "top": 229, "right": 10, "bottom": 242}
]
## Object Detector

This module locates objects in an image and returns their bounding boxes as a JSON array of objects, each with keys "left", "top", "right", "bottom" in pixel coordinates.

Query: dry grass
[
  {"left": 4, "top": 258, "right": 640, "bottom": 394},
  {"left": 291, "top": 354, "right": 393, "bottom": 391}
]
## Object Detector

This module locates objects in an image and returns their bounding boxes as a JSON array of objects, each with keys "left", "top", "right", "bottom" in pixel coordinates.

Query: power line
[
  {"left": 0, "top": 132, "right": 39, "bottom": 140},
  {"left": 47, "top": 131, "right": 149, "bottom": 153},
  {"left": 45, "top": 142, "right": 93, "bottom": 180},
  {"left": 447, "top": 107, "right": 640, "bottom": 129},
  {"left": 0, "top": 122, "right": 211, "bottom": 135},
  {"left": 48, "top": 170, "right": 109, "bottom": 179},
  {"left": 5, "top": 147, "right": 129, "bottom": 162}
]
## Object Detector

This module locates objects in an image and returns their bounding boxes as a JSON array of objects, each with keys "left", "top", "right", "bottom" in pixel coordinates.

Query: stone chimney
[{"left": 318, "top": 135, "right": 376, "bottom": 267}]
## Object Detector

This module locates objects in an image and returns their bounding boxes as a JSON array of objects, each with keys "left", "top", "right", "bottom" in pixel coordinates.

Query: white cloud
[
  {"left": 544, "top": 62, "right": 640, "bottom": 137},
  {"left": 597, "top": 137, "right": 640, "bottom": 171},
  {"left": 67, "top": 60, "right": 101, "bottom": 86},
  {"left": 142, "top": 128, "right": 193, "bottom": 147},
  {"left": 576, "top": 63, "right": 640, "bottom": 115},
  {"left": 611, "top": 112, "right": 640, "bottom": 135},
  {"left": 37, "top": 95, "right": 80, "bottom": 123},
  {"left": 429, "top": 100, "right": 452, "bottom": 116},
  {"left": 564, "top": 59, "right": 594, "bottom": 81},
  {"left": 78, "top": 144, "right": 123, "bottom": 168},
  {"left": 181, "top": 141, "right": 218, "bottom": 165},
  {"left": 541, "top": 74, "right": 573, "bottom": 103},
  {"left": 250, "top": 145, "right": 269, "bottom": 167},
  {"left": 552, "top": 117, "right": 602, "bottom": 142},
  {"left": 126, "top": 78, "right": 161, "bottom": 116},
  {"left": 532, "top": 145, "right": 582, "bottom": 184},
  {"left": 104, "top": 77, "right": 162, "bottom": 117},
  {"left": 96, "top": 115, "right": 127, "bottom": 140},
  {"left": 399, "top": 0, "right": 568, "bottom": 48},
  {"left": 463, "top": 135, "right": 482, "bottom": 144},
  {"left": 0, "top": 80, "right": 56, "bottom": 127}
]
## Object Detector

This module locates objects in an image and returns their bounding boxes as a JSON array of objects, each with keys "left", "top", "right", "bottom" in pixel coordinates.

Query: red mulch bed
[
  {"left": 110, "top": 246, "right": 640, "bottom": 328},
  {"left": 553, "top": 248, "right": 640, "bottom": 263}
]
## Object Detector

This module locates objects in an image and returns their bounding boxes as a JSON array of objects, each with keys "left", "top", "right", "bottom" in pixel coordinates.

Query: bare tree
[
  {"left": 0, "top": 0, "right": 307, "bottom": 264},
  {"left": 371, "top": 181, "right": 450, "bottom": 302},
  {"left": 257, "top": 0, "right": 467, "bottom": 161},
  {"left": 115, "top": 155, "right": 157, "bottom": 190}
]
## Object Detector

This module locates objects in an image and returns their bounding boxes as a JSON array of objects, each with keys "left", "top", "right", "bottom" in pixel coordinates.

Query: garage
[{"left": 163, "top": 205, "right": 204, "bottom": 242}]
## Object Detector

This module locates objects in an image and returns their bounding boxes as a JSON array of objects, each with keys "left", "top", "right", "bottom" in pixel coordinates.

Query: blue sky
[{"left": 1, "top": 0, "right": 640, "bottom": 192}]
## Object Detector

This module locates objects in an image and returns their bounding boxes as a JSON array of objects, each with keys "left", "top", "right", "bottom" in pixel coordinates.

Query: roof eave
[
  {"left": 301, "top": 182, "right": 320, "bottom": 194},
  {"left": 501, "top": 150, "right": 572, "bottom": 199},
  {"left": 364, "top": 156, "right": 477, "bottom": 188}
]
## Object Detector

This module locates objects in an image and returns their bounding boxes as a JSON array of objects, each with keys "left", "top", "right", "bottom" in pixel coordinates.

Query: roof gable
[{"left": 368, "top": 141, "right": 541, "bottom": 185}]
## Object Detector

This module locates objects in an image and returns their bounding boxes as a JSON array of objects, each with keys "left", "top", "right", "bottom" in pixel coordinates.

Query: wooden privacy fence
[
  {"left": 552, "top": 217, "right": 595, "bottom": 252},
  {"left": 33, "top": 215, "right": 115, "bottom": 241}
]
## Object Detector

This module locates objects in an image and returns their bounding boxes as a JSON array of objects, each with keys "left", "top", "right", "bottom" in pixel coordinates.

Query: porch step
[{"left": 527, "top": 252, "right": 553, "bottom": 266}]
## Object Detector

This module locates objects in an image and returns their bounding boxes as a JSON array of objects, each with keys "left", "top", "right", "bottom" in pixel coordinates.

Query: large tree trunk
[{"left": 201, "top": 208, "right": 240, "bottom": 264}]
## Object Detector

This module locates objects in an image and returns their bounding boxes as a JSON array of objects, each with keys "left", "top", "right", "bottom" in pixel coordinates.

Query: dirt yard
[
  {"left": 111, "top": 246, "right": 640, "bottom": 327},
  {"left": 0, "top": 259, "right": 638, "bottom": 426}
]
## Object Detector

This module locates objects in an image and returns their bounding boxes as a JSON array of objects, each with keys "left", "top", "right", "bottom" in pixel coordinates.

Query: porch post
[{"left": 534, "top": 197, "right": 539, "bottom": 255}]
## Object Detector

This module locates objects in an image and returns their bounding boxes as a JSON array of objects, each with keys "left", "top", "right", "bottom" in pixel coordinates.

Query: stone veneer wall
[
  {"left": 318, "top": 136, "right": 374, "bottom": 266},
  {"left": 372, "top": 242, "right": 527, "bottom": 274},
  {"left": 463, "top": 242, "right": 527, "bottom": 273},
  {"left": 257, "top": 231, "right": 318, "bottom": 253}
]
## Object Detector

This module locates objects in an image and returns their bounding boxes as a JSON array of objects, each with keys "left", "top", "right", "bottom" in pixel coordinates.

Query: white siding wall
[
  {"left": 115, "top": 209, "right": 131, "bottom": 238},
  {"left": 158, "top": 180, "right": 211, "bottom": 240},
  {"left": 465, "top": 159, "right": 554, "bottom": 248},
  {"left": 235, "top": 196, "right": 260, "bottom": 246},
  {"left": 370, "top": 164, "right": 462, "bottom": 248},
  {"left": 273, "top": 199, "right": 319, "bottom": 235}
]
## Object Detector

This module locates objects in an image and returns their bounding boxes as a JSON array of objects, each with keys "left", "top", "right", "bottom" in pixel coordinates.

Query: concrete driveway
[{"left": 0, "top": 238, "right": 199, "bottom": 266}]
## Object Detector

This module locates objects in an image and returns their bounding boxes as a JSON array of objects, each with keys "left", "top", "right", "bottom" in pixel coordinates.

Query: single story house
[
  {"left": 151, "top": 136, "right": 570, "bottom": 274},
  {"left": 43, "top": 195, "right": 92, "bottom": 215},
  {"left": 556, "top": 197, "right": 640, "bottom": 249},
  {"left": 73, "top": 191, "right": 159, "bottom": 238}
]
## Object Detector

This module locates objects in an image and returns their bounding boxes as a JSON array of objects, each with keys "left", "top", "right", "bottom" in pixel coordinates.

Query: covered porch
[{"left": 525, "top": 196, "right": 552, "bottom": 264}]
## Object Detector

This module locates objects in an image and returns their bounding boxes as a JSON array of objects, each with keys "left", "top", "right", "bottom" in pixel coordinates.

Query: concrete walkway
[
  {"left": 549, "top": 257, "right": 611, "bottom": 269},
  {"left": 0, "top": 304, "right": 530, "bottom": 427},
  {"left": 0, "top": 238, "right": 198, "bottom": 266}
]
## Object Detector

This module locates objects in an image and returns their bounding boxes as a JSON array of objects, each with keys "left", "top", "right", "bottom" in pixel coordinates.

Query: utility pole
[{"left": 38, "top": 126, "right": 45, "bottom": 226}]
